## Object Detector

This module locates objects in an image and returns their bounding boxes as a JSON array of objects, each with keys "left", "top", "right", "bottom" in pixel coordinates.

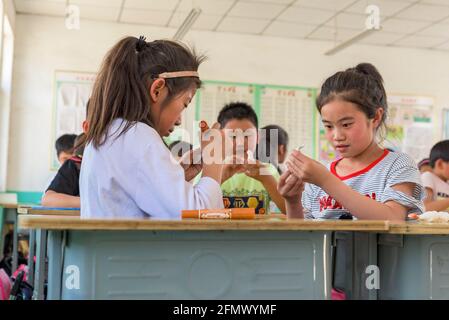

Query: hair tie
[{"left": 135, "top": 36, "right": 147, "bottom": 53}]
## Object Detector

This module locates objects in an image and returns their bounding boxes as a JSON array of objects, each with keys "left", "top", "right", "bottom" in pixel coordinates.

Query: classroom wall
[
  {"left": 7, "top": 14, "right": 449, "bottom": 192},
  {"left": 0, "top": 0, "right": 15, "bottom": 191},
  {"left": 3, "top": 0, "right": 15, "bottom": 31}
]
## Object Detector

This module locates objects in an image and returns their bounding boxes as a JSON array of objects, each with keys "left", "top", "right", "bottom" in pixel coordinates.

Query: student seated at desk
[
  {"left": 421, "top": 140, "right": 449, "bottom": 211},
  {"left": 80, "top": 36, "right": 224, "bottom": 219},
  {"left": 279, "top": 63, "right": 424, "bottom": 221},
  {"left": 42, "top": 100, "right": 91, "bottom": 208},
  {"left": 217, "top": 102, "right": 286, "bottom": 214},
  {"left": 55, "top": 133, "right": 77, "bottom": 165},
  {"left": 41, "top": 133, "right": 85, "bottom": 208},
  {"left": 257, "top": 124, "right": 289, "bottom": 175}
]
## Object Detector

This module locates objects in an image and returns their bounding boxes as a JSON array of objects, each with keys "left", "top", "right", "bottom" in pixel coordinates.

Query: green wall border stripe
[
  {"left": 5, "top": 191, "right": 43, "bottom": 204},
  {"left": 254, "top": 85, "right": 261, "bottom": 119}
]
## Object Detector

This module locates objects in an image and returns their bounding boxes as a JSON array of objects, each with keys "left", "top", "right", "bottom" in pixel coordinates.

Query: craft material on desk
[
  {"left": 414, "top": 211, "right": 449, "bottom": 223},
  {"left": 182, "top": 208, "right": 255, "bottom": 220}
]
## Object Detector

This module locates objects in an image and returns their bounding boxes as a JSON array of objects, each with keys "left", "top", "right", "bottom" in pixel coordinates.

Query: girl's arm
[
  {"left": 287, "top": 150, "right": 415, "bottom": 222},
  {"left": 243, "top": 161, "right": 286, "bottom": 213},
  {"left": 320, "top": 174, "right": 414, "bottom": 221},
  {"left": 423, "top": 188, "right": 449, "bottom": 211},
  {"left": 258, "top": 174, "right": 286, "bottom": 214},
  {"left": 41, "top": 190, "right": 80, "bottom": 208}
]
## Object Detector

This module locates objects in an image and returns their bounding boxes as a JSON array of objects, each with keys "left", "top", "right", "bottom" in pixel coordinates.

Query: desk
[
  {"left": 18, "top": 215, "right": 388, "bottom": 300},
  {"left": 18, "top": 207, "right": 80, "bottom": 216},
  {"left": 0, "top": 203, "right": 19, "bottom": 273},
  {"left": 17, "top": 206, "right": 79, "bottom": 285},
  {"left": 377, "top": 222, "right": 449, "bottom": 299}
]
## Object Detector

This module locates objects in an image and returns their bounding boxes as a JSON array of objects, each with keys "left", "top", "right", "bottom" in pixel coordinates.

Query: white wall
[
  {"left": 7, "top": 14, "right": 449, "bottom": 191},
  {"left": 3, "top": 0, "right": 15, "bottom": 31},
  {"left": 0, "top": 0, "right": 15, "bottom": 191}
]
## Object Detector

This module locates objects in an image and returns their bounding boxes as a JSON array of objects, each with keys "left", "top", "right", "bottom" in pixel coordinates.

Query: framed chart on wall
[
  {"left": 258, "top": 85, "right": 318, "bottom": 160},
  {"left": 51, "top": 70, "right": 96, "bottom": 170},
  {"left": 443, "top": 109, "right": 449, "bottom": 140},
  {"left": 193, "top": 80, "right": 319, "bottom": 159},
  {"left": 384, "top": 94, "right": 435, "bottom": 163}
]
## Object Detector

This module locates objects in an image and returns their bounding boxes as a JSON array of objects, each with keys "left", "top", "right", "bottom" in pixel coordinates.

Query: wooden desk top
[
  {"left": 18, "top": 214, "right": 390, "bottom": 231},
  {"left": 389, "top": 222, "right": 449, "bottom": 234},
  {"left": 0, "top": 203, "right": 18, "bottom": 209},
  {"left": 17, "top": 206, "right": 80, "bottom": 216}
]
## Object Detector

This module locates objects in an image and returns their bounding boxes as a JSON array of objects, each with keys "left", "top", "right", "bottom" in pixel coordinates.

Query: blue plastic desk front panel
[
  {"left": 379, "top": 234, "right": 449, "bottom": 300},
  {"left": 47, "top": 230, "right": 332, "bottom": 300}
]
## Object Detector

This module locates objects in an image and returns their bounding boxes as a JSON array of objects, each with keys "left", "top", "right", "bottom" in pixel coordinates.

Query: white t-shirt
[
  {"left": 421, "top": 171, "right": 449, "bottom": 201},
  {"left": 302, "top": 149, "right": 425, "bottom": 220},
  {"left": 80, "top": 119, "right": 223, "bottom": 219}
]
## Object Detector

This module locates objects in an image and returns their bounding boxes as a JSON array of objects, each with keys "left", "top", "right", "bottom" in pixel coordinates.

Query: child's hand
[
  {"left": 179, "top": 148, "right": 202, "bottom": 182},
  {"left": 277, "top": 170, "right": 304, "bottom": 202},
  {"left": 222, "top": 154, "right": 268, "bottom": 182},
  {"left": 243, "top": 160, "right": 269, "bottom": 181},
  {"left": 201, "top": 122, "right": 231, "bottom": 164},
  {"left": 285, "top": 150, "right": 330, "bottom": 186},
  {"left": 222, "top": 156, "right": 246, "bottom": 182}
]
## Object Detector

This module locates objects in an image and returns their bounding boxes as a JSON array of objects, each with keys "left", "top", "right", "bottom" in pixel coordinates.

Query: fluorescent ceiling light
[
  {"left": 325, "top": 27, "right": 380, "bottom": 56},
  {"left": 173, "top": 8, "right": 202, "bottom": 41}
]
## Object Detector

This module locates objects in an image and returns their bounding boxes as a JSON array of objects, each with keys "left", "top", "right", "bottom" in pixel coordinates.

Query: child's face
[
  {"left": 151, "top": 87, "right": 196, "bottom": 137},
  {"left": 434, "top": 160, "right": 449, "bottom": 180},
  {"left": 223, "top": 119, "right": 258, "bottom": 159},
  {"left": 278, "top": 144, "right": 287, "bottom": 164},
  {"left": 321, "top": 100, "right": 381, "bottom": 158},
  {"left": 58, "top": 151, "right": 73, "bottom": 165}
]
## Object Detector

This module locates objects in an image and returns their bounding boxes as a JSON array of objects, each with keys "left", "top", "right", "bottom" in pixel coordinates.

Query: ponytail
[{"left": 86, "top": 36, "right": 205, "bottom": 148}]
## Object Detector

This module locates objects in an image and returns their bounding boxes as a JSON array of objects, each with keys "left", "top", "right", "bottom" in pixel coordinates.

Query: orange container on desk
[{"left": 182, "top": 208, "right": 255, "bottom": 220}]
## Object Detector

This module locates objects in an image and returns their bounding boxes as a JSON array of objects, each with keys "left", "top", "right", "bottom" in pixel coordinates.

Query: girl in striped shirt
[{"left": 278, "top": 63, "right": 424, "bottom": 221}]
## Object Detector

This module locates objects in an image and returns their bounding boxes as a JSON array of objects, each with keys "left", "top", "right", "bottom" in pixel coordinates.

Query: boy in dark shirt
[
  {"left": 42, "top": 100, "right": 90, "bottom": 208},
  {"left": 42, "top": 133, "right": 84, "bottom": 208},
  {"left": 55, "top": 134, "right": 77, "bottom": 165}
]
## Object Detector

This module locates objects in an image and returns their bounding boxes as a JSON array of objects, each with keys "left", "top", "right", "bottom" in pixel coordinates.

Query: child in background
[
  {"left": 421, "top": 141, "right": 449, "bottom": 211},
  {"left": 279, "top": 63, "right": 424, "bottom": 221},
  {"left": 42, "top": 101, "right": 90, "bottom": 208},
  {"left": 257, "top": 124, "right": 289, "bottom": 175},
  {"left": 80, "top": 36, "right": 224, "bottom": 219},
  {"left": 217, "top": 102, "right": 286, "bottom": 214},
  {"left": 42, "top": 133, "right": 85, "bottom": 208},
  {"left": 55, "top": 133, "right": 77, "bottom": 165},
  {"left": 418, "top": 158, "right": 432, "bottom": 174}
]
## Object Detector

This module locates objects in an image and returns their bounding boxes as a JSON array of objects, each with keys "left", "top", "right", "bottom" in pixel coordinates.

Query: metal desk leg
[
  {"left": 28, "top": 229, "right": 36, "bottom": 285},
  {"left": 33, "top": 229, "right": 47, "bottom": 300},
  {"left": 367, "top": 233, "right": 378, "bottom": 300},
  {"left": 352, "top": 232, "right": 379, "bottom": 300},
  {"left": 47, "top": 231, "right": 63, "bottom": 300},
  {"left": 11, "top": 211, "right": 18, "bottom": 273}
]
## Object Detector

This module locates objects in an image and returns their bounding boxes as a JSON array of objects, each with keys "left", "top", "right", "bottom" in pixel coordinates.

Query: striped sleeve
[
  {"left": 381, "top": 153, "right": 425, "bottom": 214},
  {"left": 301, "top": 183, "right": 317, "bottom": 219}
]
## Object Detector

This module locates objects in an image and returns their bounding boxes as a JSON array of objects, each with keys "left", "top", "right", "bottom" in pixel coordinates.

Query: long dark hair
[
  {"left": 316, "top": 63, "right": 388, "bottom": 138},
  {"left": 86, "top": 36, "right": 205, "bottom": 148}
]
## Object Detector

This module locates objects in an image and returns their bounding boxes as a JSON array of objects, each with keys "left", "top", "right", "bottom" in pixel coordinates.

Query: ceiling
[{"left": 13, "top": 0, "right": 449, "bottom": 52}]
